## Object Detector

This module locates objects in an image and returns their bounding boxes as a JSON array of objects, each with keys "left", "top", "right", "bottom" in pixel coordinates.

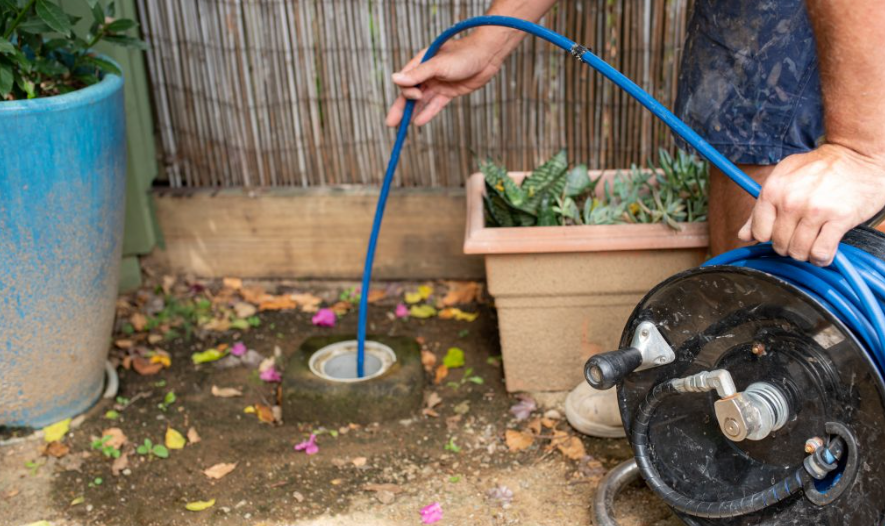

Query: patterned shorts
[{"left": 674, "top": 0, "right": 824, "bottom": 165}]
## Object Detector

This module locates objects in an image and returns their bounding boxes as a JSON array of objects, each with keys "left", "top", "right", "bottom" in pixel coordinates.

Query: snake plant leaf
[
  {"left": 483, "top": 193, "right": 515, "bottom": 227},
  {"left": 563, "top": 164, "right": 595, "bottom": 197},
  {"left": 537, "top": 196, "right": 558, "bottom": 226},
  {"left": 481, "top": 161, "right": 529, "bottom": 211},
  {"left": 522, "top": 150, "right": 568, "bottom": 213}
]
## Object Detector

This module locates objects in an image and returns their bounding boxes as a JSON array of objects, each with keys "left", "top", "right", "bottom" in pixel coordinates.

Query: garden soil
[{"left": 0, "top": 277, "right": 679, "bottom": 526}]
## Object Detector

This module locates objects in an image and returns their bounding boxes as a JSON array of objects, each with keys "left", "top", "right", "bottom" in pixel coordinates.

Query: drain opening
[{"left": 309, "top": 340, "right": 396, "bottom": 383}]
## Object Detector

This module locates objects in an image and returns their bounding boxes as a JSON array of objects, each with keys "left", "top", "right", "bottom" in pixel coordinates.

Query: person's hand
[
  {"left": 385, "top": 34, "right": 506, "bottom": 127},
  {"left": 738, "top": 143, "right": 885, "bottom": 266}
]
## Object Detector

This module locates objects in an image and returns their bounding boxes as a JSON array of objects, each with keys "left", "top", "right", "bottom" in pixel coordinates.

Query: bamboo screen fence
[{"left": 135, "top": 0, "right": 692, "bottom": 188}]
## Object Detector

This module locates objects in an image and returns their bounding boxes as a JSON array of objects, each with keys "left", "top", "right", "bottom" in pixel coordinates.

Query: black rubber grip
[{"left": 584, "top": 347, "right": 643, "bottom": 390}]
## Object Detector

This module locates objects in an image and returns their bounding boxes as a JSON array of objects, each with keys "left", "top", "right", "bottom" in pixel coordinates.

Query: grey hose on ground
[{"left": 593, "top": 459, "right": 641, "bottom": 526}]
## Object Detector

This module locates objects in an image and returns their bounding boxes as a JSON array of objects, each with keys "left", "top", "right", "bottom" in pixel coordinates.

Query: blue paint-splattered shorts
[{"left": 674, "top": 0, "right": 825, "bottom": 165}]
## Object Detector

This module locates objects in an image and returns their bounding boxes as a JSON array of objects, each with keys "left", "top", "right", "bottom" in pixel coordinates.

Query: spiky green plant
[{"left": 482, "top": 148, "right": 708, "bottom": 230}]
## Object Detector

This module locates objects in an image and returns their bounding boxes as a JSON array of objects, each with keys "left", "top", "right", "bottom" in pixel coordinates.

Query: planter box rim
[
  {"left": 464, "top": 171, "right": 710, "bottom": 255},
  {"left": 0, "top": 72, "right": 122, "bottom": 115}
]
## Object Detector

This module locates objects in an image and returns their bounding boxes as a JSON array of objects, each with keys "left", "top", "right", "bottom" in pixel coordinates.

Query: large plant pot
[
  {"left": 0, "top": 75, "right": 127, "bottom": 427},
  {"left": 464, "top": 171, "right": 709, "bottom": 392}
]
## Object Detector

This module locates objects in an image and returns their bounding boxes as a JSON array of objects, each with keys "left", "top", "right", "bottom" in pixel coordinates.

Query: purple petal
[
  {"left": 420, "top": 502, "right": 443, "bottom": 524},
  {"left": 311, "top": 308, "right": 337, "bottom": 327},
  {"left": 259, "top": 366, "right": 282, "bottom": 383},
  {"left": 231, "top": 342, "right": 247, "bottom": 357},
  {"left": 509, "top": 395, "right": 536, "bottom": 421},
  {"left": 295, "top": 434, "right": 318, "bottom": 454}
]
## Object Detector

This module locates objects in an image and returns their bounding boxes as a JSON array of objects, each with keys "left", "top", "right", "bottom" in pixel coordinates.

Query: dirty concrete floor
[{"left": 0, "top": 278, "right": 679, "bottom": 526}]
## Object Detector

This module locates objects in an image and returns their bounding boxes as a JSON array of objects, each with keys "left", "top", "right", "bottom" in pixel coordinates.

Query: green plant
[
  {"left": 0, "top": 0, "right": 146, "bottom": 100},
  {"left": 135, "top": 438, "right": 168, "bottom": 459},
  {"left": 157, "top": 390, "right": 175, "bottom": 412},
  {"left": 446, "top": 367, "right": 484, "bottom": 390},
  {"left": 482, "top": 148, "right": 708, "bottom": 230},
  {"left": 90, "top": 434, "right": 121, "bottom": 458}
]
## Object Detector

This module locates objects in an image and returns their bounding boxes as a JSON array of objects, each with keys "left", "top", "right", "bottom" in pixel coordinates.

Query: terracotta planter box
[{"left": 464, "top": 171, "right": 709, "bottom": 392}]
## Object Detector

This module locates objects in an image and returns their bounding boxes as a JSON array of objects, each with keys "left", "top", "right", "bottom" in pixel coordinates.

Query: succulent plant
[{"left": 482, "top": 148, "right": 708, "bottom": 230}]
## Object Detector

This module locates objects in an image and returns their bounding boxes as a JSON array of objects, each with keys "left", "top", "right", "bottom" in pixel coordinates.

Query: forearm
[
  {"left": 806, "top": 0, "right": 885, "bottom": 157},
  {"left": 474, "top": 0, "right": 558, "bottom": 63}
]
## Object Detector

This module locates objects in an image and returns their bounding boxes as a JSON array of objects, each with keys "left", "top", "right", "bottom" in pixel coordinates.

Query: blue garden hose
[{"left": 356, "top": 15, "right": 885, "bottom": 378}]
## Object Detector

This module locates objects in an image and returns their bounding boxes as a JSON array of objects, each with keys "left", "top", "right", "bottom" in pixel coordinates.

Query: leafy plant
[
  {"left": 157, "top": 390, "right": 175, "bottom": 412},
  {"left": 0, "top": 0, "right": 146, "bottom": 100},
  {"left": 446, "top": 367, "right": 484, "bottom": 390},
  {"left": 90, "top": 434, "right": 121, "bottom": 458},
  {"left": 135, "top": 438, "right": 168, "bottom": 459},
  {"left": 483, "top": 148, "right": 708, "bottom": 230}
]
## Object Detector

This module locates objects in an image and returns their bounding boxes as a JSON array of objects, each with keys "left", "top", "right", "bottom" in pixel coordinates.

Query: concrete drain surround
[
  {"left": 285, "top": 335, "right": 424, "bottom": 425},
  {"left": 308, "top": 340, "right": 396, "bottom": 382}
]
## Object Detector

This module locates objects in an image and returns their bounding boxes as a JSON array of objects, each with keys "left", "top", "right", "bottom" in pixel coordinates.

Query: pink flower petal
[
  {"left": 395, "top": 303, "right": 409, "bottom": 318},
  {"left": 420, "top": 502, "right": 443, "bottom": 524},
  {"left": 311, "top": 308, "right": 337, "bottom": 327},
  {"left": 231, "top": 342, "right": 247, "bottom": 357},
  {"left": 259, "top": 366, "right": 282, "bottom": 383},
  {"left": 294, "top": 434, "right": 318, "bottom": 455}
]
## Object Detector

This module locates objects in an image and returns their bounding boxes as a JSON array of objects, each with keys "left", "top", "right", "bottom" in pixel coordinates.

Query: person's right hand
[{"left": 385, "top": 34, "right": 506, "bottom": 127}]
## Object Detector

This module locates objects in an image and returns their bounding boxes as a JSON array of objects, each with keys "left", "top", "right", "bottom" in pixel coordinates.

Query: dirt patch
[{"left": 1, "top": 278, "right": 678, "bottom": 526}]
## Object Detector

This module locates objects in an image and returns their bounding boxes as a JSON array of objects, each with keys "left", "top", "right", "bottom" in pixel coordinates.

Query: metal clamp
[
  {"left": 569, "top": 43, "right": 590, "bottom": 61},
  {"left": 631, "top": 321, "right": 676, "bottom": 372}
]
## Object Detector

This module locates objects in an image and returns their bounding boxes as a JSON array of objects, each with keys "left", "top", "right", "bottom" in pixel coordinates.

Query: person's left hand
[{"left": 738, "top": 143, "right": 885, "bottom": 266}]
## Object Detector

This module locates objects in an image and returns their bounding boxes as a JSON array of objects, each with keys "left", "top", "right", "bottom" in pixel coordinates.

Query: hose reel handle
[{"left": 584, "top": 348, "right": 643, "bottom": 390}]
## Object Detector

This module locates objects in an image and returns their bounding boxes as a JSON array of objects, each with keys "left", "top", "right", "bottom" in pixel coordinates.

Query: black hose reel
[{"left": 588, "top": 227, "right": 885, "bottom": 526}]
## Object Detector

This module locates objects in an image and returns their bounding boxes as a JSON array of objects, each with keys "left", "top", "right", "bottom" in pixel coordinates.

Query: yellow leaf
[
  {"left": 404, "top": 291, "right": 422, "bottom": 304},
  {"left": 70, "top": 496, "right": 85, "bottom": 506},
  {"left": 150, "top": 354, "right": 171, "bottom": 368},
  {"left": 191, "top": 348, "right": 226, "bottom": 364},
  {"left": 185, "top": 499, "right": 216, "bottom": 512},
  {"left": 43, "top": 418, "right": 71, "bottom": 443},
  {"left": 418, "top": 285, "right": 433, "bottom": 299},
  {"left": 409, "top": 305, "right": 437, "bottom": 319},
  {"left": 24, "top": 522, "right": 53, "bottom": 526},
  {"left": 244, "top": 406, "right": 256, "bottom": 414},
  {"left": 438, "top": 308, "right": 479, "bottom": 322},
  {"left": 165, "top": 427, "right": 186, "bottom": 450}
]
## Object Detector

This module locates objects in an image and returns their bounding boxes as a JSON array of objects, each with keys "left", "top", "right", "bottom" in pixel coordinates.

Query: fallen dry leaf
[
  {"left": 442, "top": 281, "right": 481, "bottom": 306},
  {"left": 211, "top": 385, "right": 243, "bottom": 398},
  {"left": 255, "top": 404, "right": 276, "bottom": 424},
  {"left": 187, "top": 427, "right": 201, "bottom": 444},
  {"left": 132, "top": 356, "right": 163, "bottom": 376},
  {"left": 424, "top": 392, "right": 442, "bottom": 410},
  {"left": 557, "top": 436, "right": 587, "bottom": 460},
  {"left": 422, "top": 408, "right": 439, "bottom": 418},
  {"left": 130, "top": 312, "right": 148, "bottom": 332},
  {"left": 527, "top": 418, "right": 543, "bottom": 435},
  {"left": 100, "top": 428, "right": 127, "bottom": 450},
  {"left": 203, "top": 462, "right": 237, "bottom": 480},
  {"left": 330, "top": 301, "right": 351, "bottom": 315},
  {"left": 259, "top": 295, "right": 297, "bottom": 311},
  {"left": 351, "top": 457, "right": 367, "bottom": 468},
  {"left": 434, "top": 365, "right": 449, "bottom": 385},
  {"left": 147, "top": 334, "right": 163, "bottom": 345},
  {"left": 505, "top": 430, "right": 534, "bottom": 452},
  {"left": 111, "top": 453, "right": 129, "bottom": 476},
  {"left": 223, "top": 277, "right": 243, "bottom": 290},
  {"left": 438, "top": 308, "right": 479, "bottom": 322},
  {"left": 114, "top": 339, "right": 134, "bottom": 349},
  {"left": 233, "top": 301, "right": 257, "bottom": 318},
  {"left": 291, "top": 293, "right": 321, "bottom": 313},
  {"left": 541, "top": 417, "right": 557, "bottom": 429},
  {"left": 240, "top": 285, "right": 267, "bottom": 304},
  {"left": 367, "top": 289, "right": 386, "bottom": 303},
  {"left": 42, "top": 441, "right": 69, "bottom": 458},
  {"left": 420, "top": 349, "right": 437, "bottom": 373}
]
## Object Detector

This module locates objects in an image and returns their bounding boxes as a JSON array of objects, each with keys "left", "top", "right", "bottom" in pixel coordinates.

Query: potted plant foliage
[
  {"left": 464, "top": 149, "right": 709, "bottom": 392},
  {"left": 0, "top": 0, "right": 144, "bottom": 427}
]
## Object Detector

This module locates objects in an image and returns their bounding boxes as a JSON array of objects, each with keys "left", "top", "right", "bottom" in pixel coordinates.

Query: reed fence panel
[{"left": 136, "top": 0, "right": 692, "bottom": 188}]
